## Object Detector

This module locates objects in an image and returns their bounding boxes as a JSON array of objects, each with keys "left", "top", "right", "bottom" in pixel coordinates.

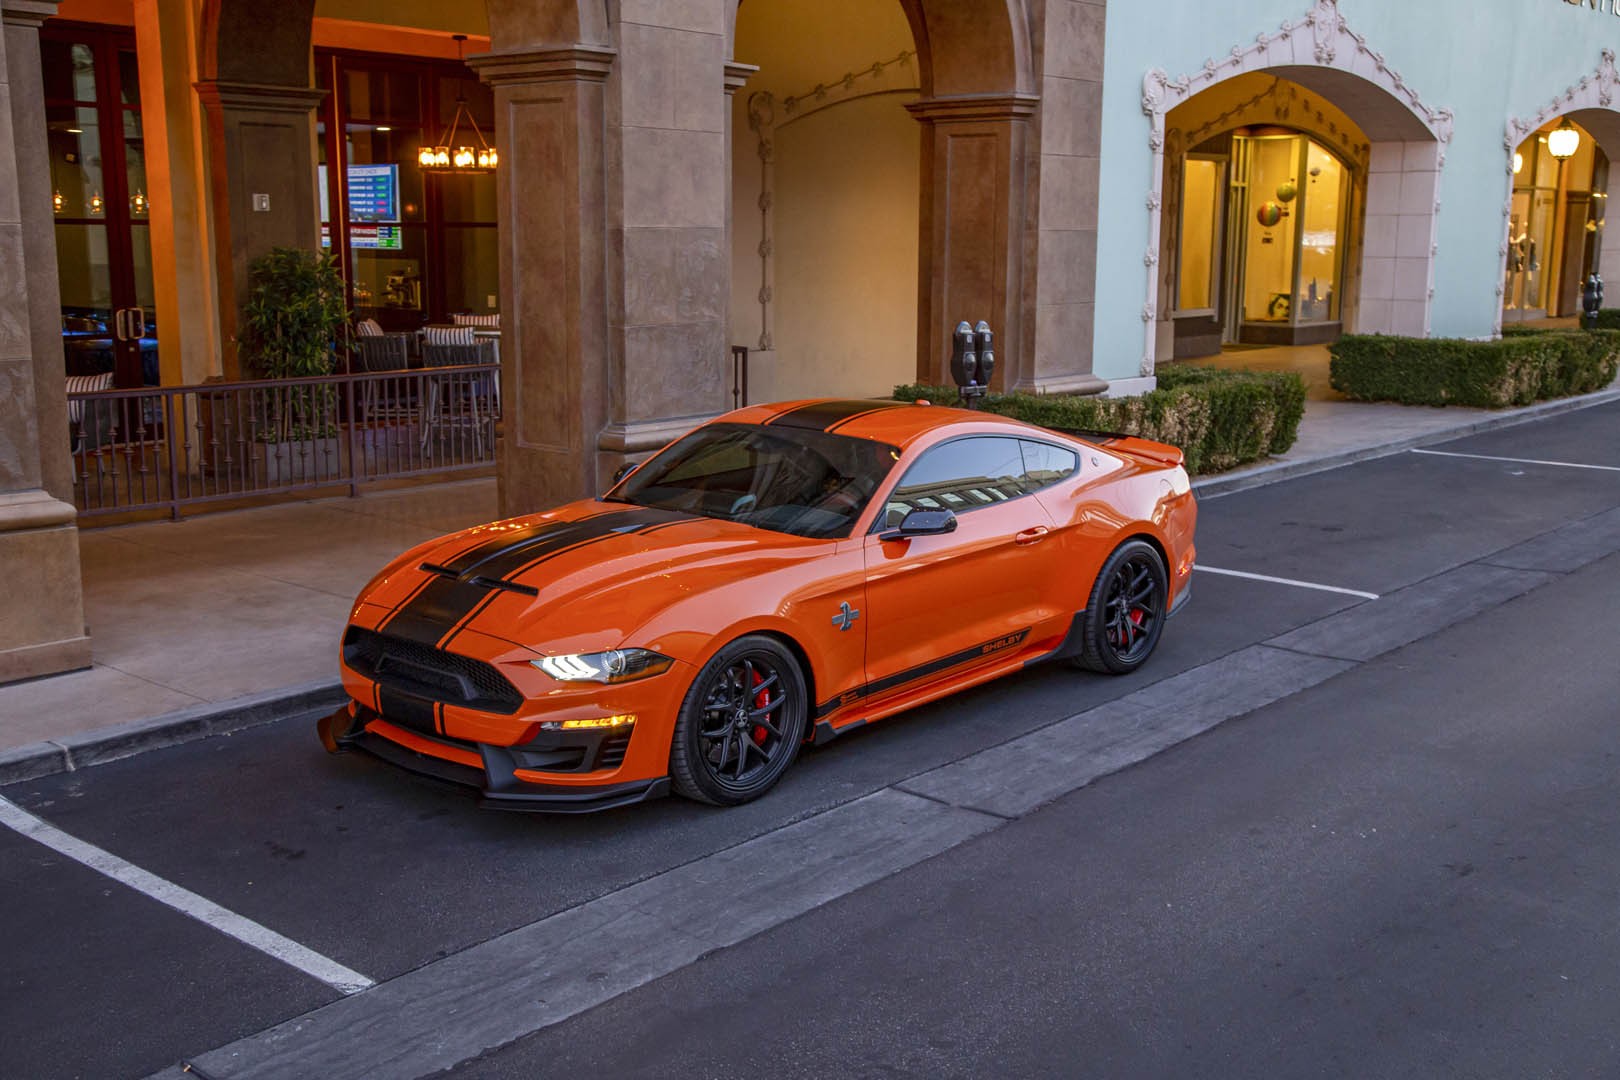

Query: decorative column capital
[
  {"left": 723, "top": 61, "right": 759, "bottom": 96},
  {"left": 468, "top": 45, "right": 617, "bottom": 87},
  {"left": 194, "top": 81, "right": 327, "bottom": 114},
  {"left": 1, "top": 0, "right": 58, "bottom": 30},
  {"left": 906, "top": 92, "right": 1040, "bottom": 124}
]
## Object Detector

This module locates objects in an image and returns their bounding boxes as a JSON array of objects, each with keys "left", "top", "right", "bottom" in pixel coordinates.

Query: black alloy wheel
[
  {"left": 670, "top": 635, "right": 808, "bottom": 805},
  {"left": 1074, "top": 539, "right": 1168, "bottom": 675}
]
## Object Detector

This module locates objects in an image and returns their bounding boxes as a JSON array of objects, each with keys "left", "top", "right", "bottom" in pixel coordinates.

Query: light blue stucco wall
[{"left": 1093, "top": 0, "right": 1620, "bottom": 383}]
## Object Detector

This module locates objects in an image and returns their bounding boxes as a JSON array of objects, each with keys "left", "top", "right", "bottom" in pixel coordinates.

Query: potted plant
[{"left": 239, "top": 247, "right": 352, "bottom": 484}]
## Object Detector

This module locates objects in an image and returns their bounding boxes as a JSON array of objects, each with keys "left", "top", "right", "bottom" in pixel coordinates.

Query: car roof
[{"left": 720, "top": 398, "right": 1045, "bottom": 451}]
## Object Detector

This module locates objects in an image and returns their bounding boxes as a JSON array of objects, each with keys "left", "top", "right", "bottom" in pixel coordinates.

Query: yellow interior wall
[{"left": 731, "top": 0, "right": 919, "bottom": 403}]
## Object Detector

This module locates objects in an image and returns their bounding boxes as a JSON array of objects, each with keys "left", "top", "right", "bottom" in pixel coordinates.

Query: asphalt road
[{"left": 3, "top": 400, "right": 1618, "bottom": 1078}]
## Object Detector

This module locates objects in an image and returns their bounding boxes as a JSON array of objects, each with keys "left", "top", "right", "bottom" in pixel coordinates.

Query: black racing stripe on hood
[
  {"left": 379, "top": 507, "right": 687, "bottom": 648},
  {"left": 765, "top": 400, "right": 902, "bottom": 431}
]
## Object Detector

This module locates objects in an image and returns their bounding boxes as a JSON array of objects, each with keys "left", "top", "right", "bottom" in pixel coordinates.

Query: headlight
[{"left": 532, "top": 648, "right": 674, "bottom": 684}]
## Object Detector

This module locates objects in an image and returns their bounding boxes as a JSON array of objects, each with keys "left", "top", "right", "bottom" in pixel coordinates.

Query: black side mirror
[{"left": 880, "top": 507, "right": 957, "bottom": 541}]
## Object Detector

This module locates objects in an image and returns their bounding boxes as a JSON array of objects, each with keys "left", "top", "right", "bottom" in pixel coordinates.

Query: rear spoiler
[{"left": 1052, "top": 427, "right": 1185, "bottom": 469}]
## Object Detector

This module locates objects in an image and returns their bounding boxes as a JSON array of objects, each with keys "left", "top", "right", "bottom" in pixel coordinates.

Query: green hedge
[
  {"left": 893, "top": 365, "right": 1305, "bottom": 475},
  {"left": 1329, "top": 330, "right": 1620, "bottom": 407}
]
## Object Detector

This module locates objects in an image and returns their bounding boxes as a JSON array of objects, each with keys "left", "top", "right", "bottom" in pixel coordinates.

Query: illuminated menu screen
[{"left": 347, "top": 164, "right": 399, "bottom": 224}]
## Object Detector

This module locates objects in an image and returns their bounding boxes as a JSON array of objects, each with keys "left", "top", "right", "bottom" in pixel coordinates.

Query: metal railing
[{"left": 68, "top": 364, "right": 500, "bottom": 519}]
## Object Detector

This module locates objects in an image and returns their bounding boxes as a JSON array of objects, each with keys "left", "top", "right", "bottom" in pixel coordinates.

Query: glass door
[
  {"left": 42, "top": 25, "right": 156, "bottom": 388},
  {"left": 1226, "top": 132, "right": 1350, "bottom": 343}
]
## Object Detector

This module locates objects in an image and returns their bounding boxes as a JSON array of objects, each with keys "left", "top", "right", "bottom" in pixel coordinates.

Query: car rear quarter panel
[{"left": 1035, "top": 444, "right": 1196, "bottom": 608}]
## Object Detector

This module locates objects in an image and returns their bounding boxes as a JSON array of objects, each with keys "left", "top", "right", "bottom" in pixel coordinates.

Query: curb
[
  {"left": 5, "top": 385, "right": 1617, "bottom": 789},
  {"left": 0, "top": 680, "right": 345, "bottom": 787},
  {"left": 1192, "top": 385, "right": 1620, "bottom": 499}
]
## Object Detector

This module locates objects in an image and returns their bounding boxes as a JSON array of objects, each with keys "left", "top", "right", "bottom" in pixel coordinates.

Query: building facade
[{"left": 0, "top": 0, "right": 1615, "bottom": 683}]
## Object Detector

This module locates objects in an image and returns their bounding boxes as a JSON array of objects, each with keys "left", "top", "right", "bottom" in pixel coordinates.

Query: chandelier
[{"left": 418, "top": 35, "right": 497, "bottom": 174}]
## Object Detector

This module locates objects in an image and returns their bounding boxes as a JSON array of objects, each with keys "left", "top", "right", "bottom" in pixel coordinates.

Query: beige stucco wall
[{"left": 730, "top": 0, "right": 919, "bottom": 403}]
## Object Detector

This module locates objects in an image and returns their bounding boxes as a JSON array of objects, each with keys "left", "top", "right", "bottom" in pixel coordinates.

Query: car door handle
[{"left": 1015, "top": 526, "right": 1049, "bottom": 545}]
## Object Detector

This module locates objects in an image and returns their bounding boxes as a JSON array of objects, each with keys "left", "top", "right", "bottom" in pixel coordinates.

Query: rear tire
[
  {"left": 669, "top": 635, "right": 808, "bottom": 806},
  {"left": 1073, "top": 540, "right": 1168, "bottom": 675}
]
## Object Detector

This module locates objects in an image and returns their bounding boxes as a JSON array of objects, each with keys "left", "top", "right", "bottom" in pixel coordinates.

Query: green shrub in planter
[
  {"left": 892, "top": 365, "right": 1304, "bottom": 475},
  {"left": 1330, "top": 332, "right": 1619, "bottom": 407}
]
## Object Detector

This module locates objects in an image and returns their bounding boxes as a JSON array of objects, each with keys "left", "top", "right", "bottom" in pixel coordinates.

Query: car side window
[
  {"left": 881, "top": 437, "right": 1031, "bottom": 529},
  {"left": 1019, "top": 439, "right": 1078, "bottom": 493}
]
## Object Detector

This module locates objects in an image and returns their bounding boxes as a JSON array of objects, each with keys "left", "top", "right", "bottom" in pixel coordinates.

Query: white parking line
[
  {"left": 1410, "top": 448, "right": 1620, "bottom": 473},
  {"left": 0, "top": 795, "right": 373, "bottom": 996},
  {"left": 1196, "top": 565, "right": 1380, "bottom": 600}
]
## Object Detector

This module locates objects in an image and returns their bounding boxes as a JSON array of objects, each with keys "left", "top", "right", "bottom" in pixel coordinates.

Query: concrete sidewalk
[{"left": 2, "top": 379, "right": 1618, "bottom": 779}]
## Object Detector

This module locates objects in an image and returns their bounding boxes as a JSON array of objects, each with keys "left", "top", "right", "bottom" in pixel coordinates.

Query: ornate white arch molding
[
  {"left": 1138, "top": 0, "right": 1454, "bottom": 376},
  {"left": 1498, "top": 48, "right": 1618, "bottom": 335}
]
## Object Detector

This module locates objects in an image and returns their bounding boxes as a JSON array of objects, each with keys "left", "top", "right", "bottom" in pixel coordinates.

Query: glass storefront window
[
  {"left": 47, "top": 106, "right": 105, "bottom": 215},
  {"left": 350, "top": 225, "right": 427, "bottom": 316},
  {"left": 1297, "top": 141, "right": 1341, "bottom": 323},
  {"left": 41, "top": 40, "right": 95, "bottom": 102},
  {"left": 1177, "top": 157, "right": 1220, "bottom": 313},
  {"left": 55, "top": 222, "right": 112, "bottom": 312},
  {"left": 320, "top": 50, "right": 501, "bottom": 326},
  {"left": 1242, "top": 136, "right": 1298, "bottom": 324},
  {"left": 443, "top": 226, "right": 499, "bottom": 314},
  {"left": 124, "top": 110, "right": 148, "bottom": 219},
  {"left": 344, "top": 67, "right": 421, "bottom": 125}
]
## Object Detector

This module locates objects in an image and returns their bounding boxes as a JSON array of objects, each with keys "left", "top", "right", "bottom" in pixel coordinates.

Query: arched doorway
[
  {"left": 727, "top": 0, "right": 1033, "bottom": 392},
  {"left": 1162, "top": 74, "right": 1370, "bottom": 359},
  {"left": 1140, "top": 3, "right": 1454, "bottom": 380}
]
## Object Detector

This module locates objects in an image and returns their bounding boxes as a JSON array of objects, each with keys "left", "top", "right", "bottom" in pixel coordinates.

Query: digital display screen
[
  {"left": 347, "top": 164, "right": 399, "bottom": 224},
  {"left": 349, "top": 224, "right": 403, "bottom": 251}
]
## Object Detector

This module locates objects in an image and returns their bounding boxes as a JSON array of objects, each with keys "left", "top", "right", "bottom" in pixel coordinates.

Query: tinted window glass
[
  {"left": 1019, "top": 439, "right": 1078, "bottom": 491},
  {"left": 883, "top": 437, "right": 1029, "bottom": 527},
  {"left": 615, "top": 423, "right": 898, "bottom": 539}
]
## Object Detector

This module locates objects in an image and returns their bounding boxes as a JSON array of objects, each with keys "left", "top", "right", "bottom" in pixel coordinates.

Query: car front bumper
[{"left": 319, "top": 704, "right": 671, "bottom": 814}]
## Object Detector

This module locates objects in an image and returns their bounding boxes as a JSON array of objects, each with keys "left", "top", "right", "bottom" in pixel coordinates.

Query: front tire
[
  {"left": 1074, "top": 539, "right": 1169, "bottom": 675},
  {"left": 669, "top": 635, "right": 808, "bottom": 805}
]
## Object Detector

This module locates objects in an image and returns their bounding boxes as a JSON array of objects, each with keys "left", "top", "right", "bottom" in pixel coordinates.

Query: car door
[{"left": 860, "top": 435, "right": 1070, "bottom": 700}]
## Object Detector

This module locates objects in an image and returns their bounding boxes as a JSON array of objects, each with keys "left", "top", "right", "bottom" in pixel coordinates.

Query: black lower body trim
[
  {"left": 322, "top": 707, "right": 670, "bottom": 815},
  {"left": 1023, "top": 612, "right": 1087, "bottom": 668},
  {"left": 1169, "top": 575, "right": 1192, "bottom": 617}
]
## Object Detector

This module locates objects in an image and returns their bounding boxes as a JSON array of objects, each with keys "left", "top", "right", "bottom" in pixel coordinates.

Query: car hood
[{"left": 355, "top": 501, "right": 827, "bottom": 655}]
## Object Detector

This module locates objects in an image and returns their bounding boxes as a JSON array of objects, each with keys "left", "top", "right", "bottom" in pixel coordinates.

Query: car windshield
[{"left": 612, "top": 422, "right": 900, "bottom": 539}]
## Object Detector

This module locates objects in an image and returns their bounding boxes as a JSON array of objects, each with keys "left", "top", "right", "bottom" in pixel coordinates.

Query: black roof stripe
[{"left": 765, "top": 400, "right": 903, "bottom": 432}]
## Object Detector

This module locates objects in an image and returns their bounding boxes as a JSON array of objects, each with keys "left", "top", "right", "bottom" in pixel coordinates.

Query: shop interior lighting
[{"left": 418, "top": 34, "right": 497, "bottom": 175}]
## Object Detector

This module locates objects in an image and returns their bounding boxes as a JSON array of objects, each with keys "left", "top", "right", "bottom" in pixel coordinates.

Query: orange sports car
[{"left": 318, "top": 399, "right": 1198, "bottom": 812}]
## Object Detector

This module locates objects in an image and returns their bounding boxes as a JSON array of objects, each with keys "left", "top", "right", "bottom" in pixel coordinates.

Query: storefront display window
[
  {"left": 1176, "top": 157, "right": 1222, "bottom": 314},
  {"left": 1505, "top": 122, "right": 1602, "bottom": 321},
  {"left": 316, "top": 52, "right": 499, "bottom": 330},
  {"left": 1234, "top": 133, "right": 1344, "bottom": 330}
]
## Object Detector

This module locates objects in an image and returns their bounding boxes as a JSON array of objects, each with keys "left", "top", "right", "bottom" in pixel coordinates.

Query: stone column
[
  {"left": 1, "top": 0, "right": 92, "bottom": 684},
  {"left": 908, "top": 93, "right": 1041, "bottom": 391},
  {"left": 194, "top": 81, "right": 326, "bottom": 379},
  {"left": 597, "top": 4, "right": 731, "bottom": 479},
  {"left": 470, "top": 46, "right": 616, "bottom": 515},
  {"left": 134, "top": 0, "right": 222, "bottom": 387},
  {"left": 1028, "top": 0, "right": 1109, "bottom": 396}
]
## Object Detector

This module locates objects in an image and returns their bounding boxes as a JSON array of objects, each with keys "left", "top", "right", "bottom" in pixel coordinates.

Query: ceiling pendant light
[{"left": 418, "top": 34, "right": 497, "bottom": 176}]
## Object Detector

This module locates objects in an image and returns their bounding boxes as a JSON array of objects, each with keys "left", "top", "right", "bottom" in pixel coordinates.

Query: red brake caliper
[{"left": 750, "top": 670, "right": 769, "bottom": 745}]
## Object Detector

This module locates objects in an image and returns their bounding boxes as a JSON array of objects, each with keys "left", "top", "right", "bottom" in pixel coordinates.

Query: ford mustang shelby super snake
[{"left": 319, "top": 399, "right": 1198, "bottom": 811}]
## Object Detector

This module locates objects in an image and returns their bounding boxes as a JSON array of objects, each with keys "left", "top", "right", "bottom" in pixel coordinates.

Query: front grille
[{"left": 344, "top": 626, "right": 524, "bottom": 714}]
